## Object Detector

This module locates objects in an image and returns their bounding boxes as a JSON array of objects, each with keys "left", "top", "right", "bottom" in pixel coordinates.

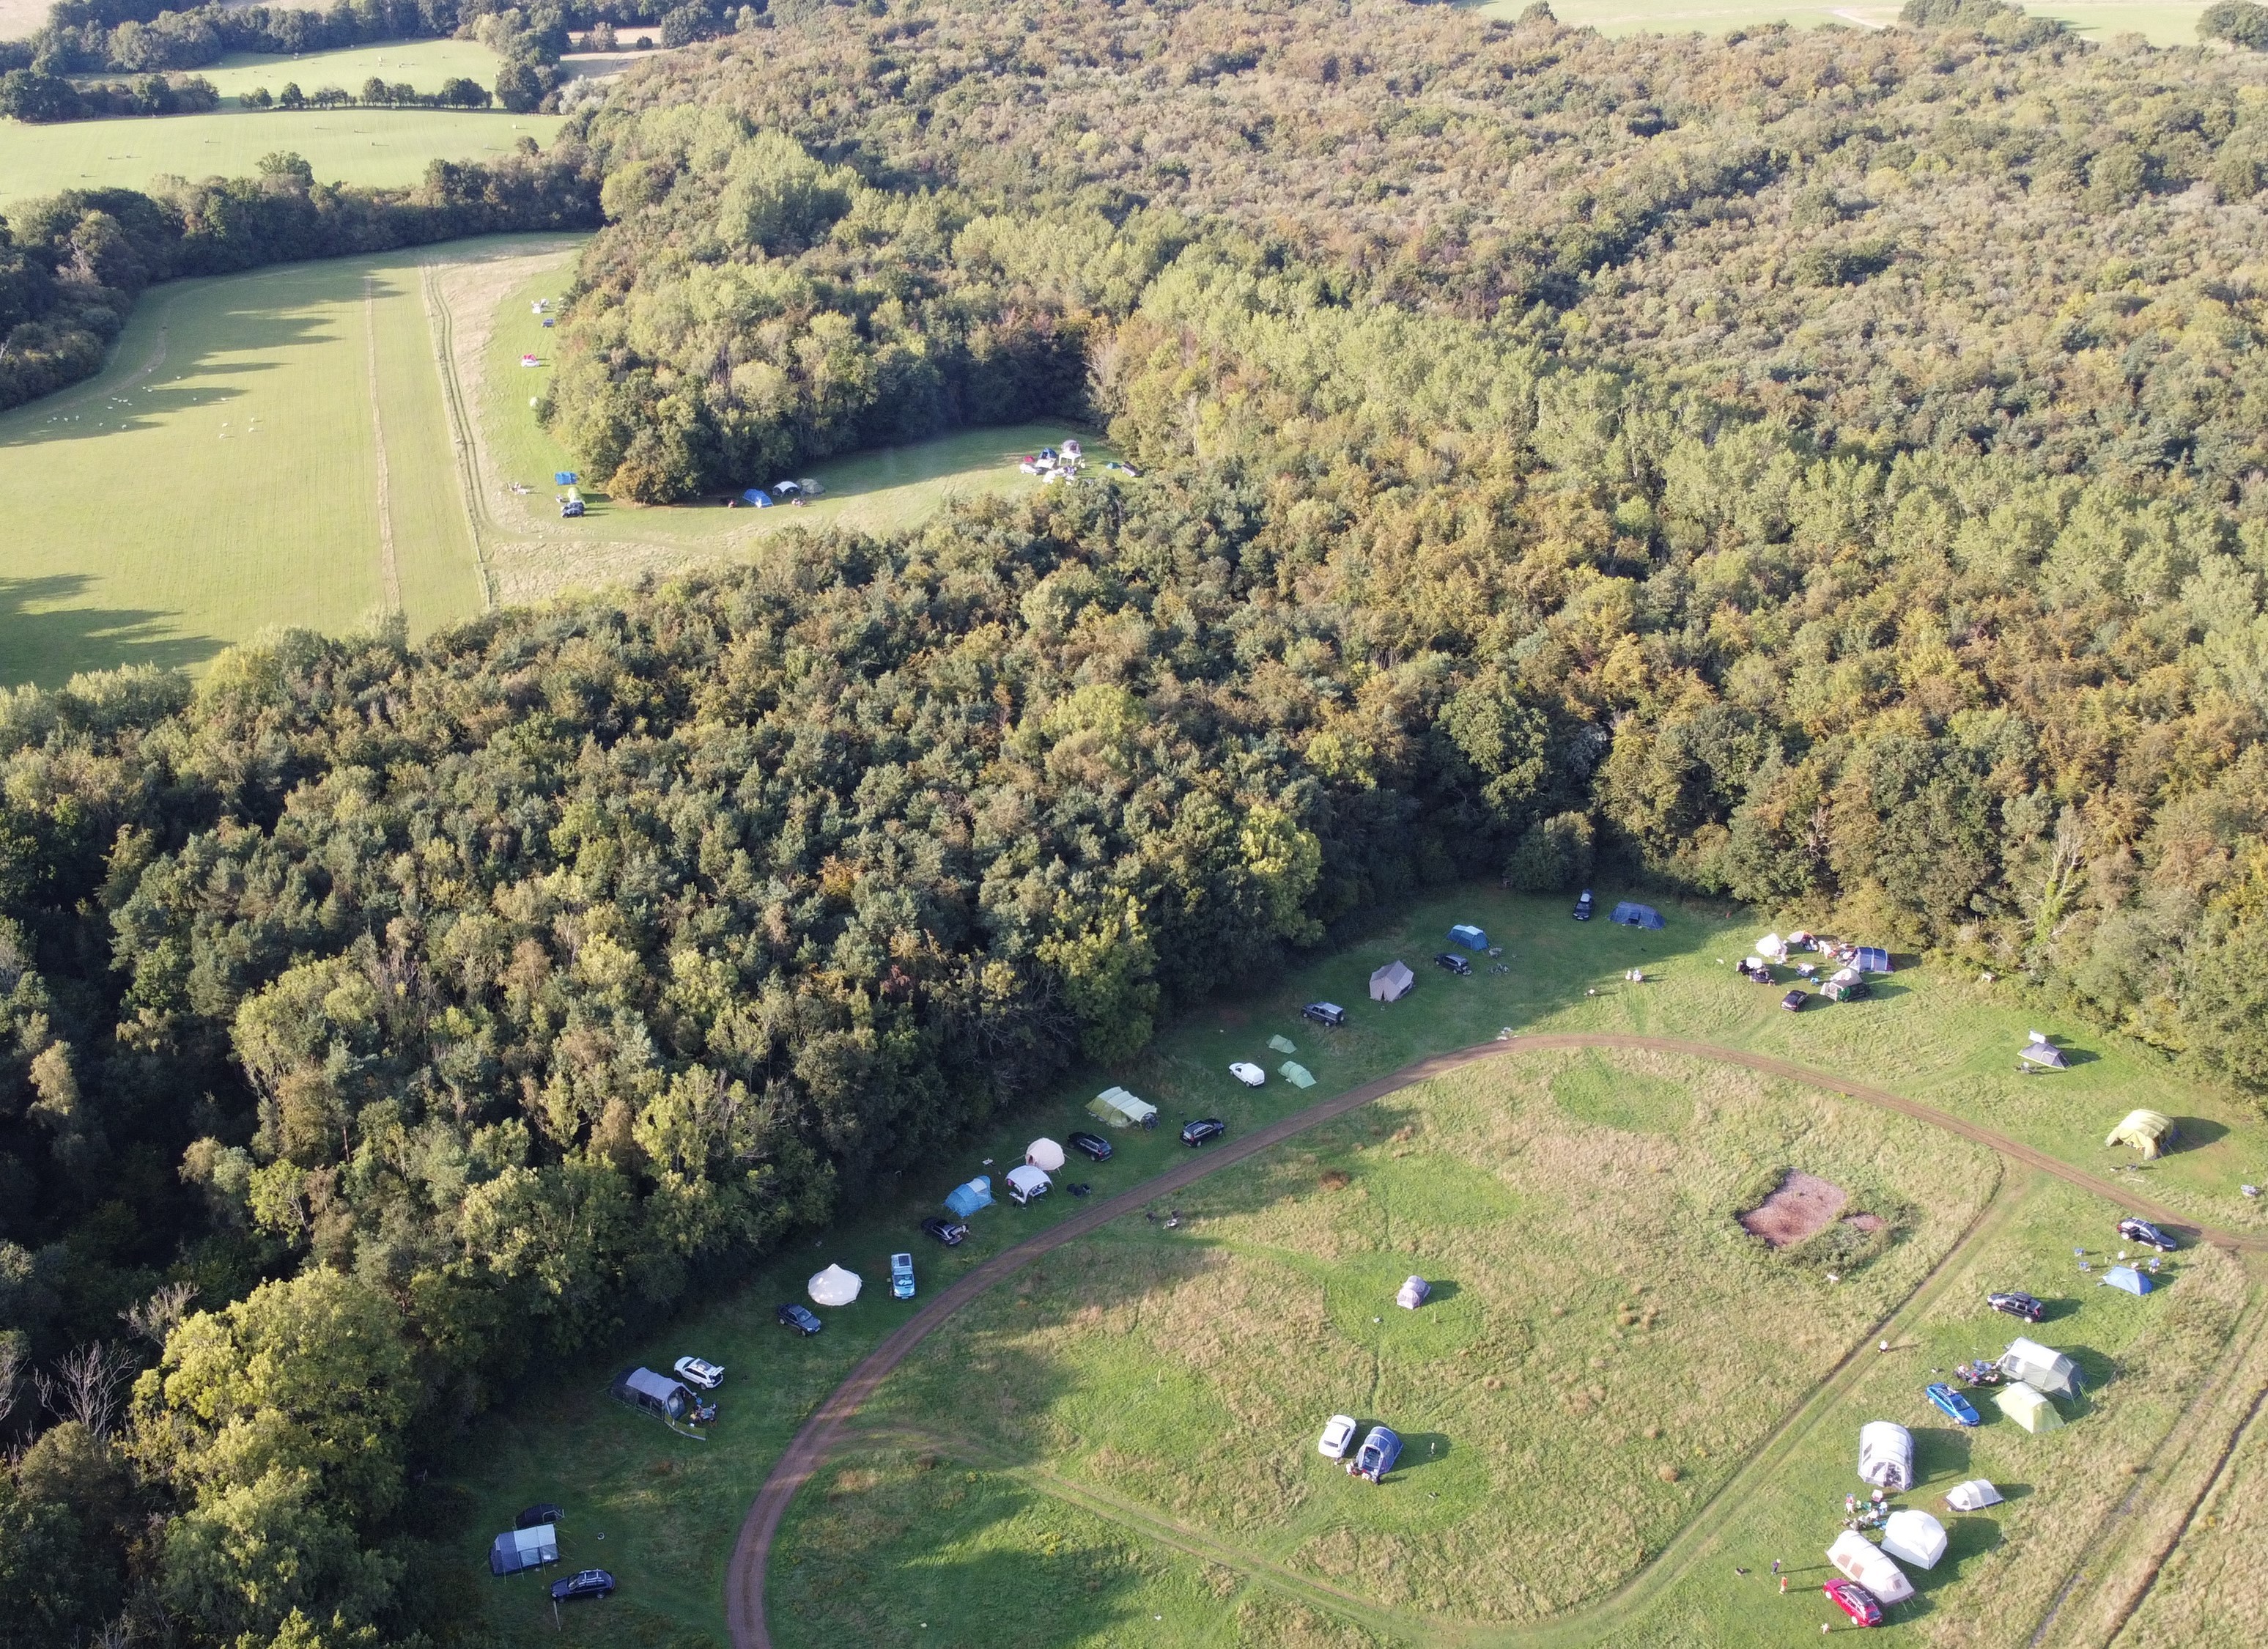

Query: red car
[{"left": 1824, "top": 1579, "right": 1883, "bottom": 1627}]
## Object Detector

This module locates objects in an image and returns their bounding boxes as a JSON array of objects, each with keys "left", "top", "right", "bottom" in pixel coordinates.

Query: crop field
[
  {"left": 0, "top": 106, "right": 562, "bottom": 215},
  {"left": 183, "top": 40, "right": 504, "bottom": 103},
  {"left": 0, "top": 242, "right": 495, "bottom": 687},
  {"left": 440, "top": 887, "right": 2268, "bottom": 1648},
  {"left": 1479, "top": 1, "right": 2212, "bottom": 46}
]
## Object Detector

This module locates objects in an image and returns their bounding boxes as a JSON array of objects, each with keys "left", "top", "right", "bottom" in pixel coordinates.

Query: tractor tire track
[
  {"left": 363, "top": 274, "right": 400, "bottom": 612},
  {"left": 725, "top": 1033, "right": 2266, "bottom": 1649}
]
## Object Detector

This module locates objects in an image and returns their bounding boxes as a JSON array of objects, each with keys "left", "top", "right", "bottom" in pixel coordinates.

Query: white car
[
  {"left": 673, "top": 1356, "right": 725, "bottom": 1390},
  {"left": 1229, "top": 1061, "right": 1266, "bottom": 1087},
  {"left": 1318, "top": 1414, "right": 1358, "bottom": 1459}
]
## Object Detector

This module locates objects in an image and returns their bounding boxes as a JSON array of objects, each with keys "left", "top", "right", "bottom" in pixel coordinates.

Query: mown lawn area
[
  {"left": 185, "top": 40, "right": 503, "bottom": 104},
  {"left": 0, "top": 240, "right": 510, "bottom": 687},
  {"left": 440, "top": 885, "right": 2268, "bottom": 1646}
]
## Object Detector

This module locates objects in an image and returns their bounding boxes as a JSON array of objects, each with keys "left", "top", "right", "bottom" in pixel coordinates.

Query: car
[
  {"left": 1822, "top": 1579, "right": 1883, "bottom": 1627},
  {"left": 2117, "top": 1217, "right": 2176, "bottom": 1252},
  {"left": 1351, "top": 1425, "right": 1402, "bottom": 1483},
  {"left": 1302, "top": 1002, "right": 1347, "bottom": 1028},
  {"left": 1925, "top": 1382, "right": 1981, "bottom": 1426},
  {"left": 1987, "top": 1290, "right": 2046, "bottom": 1322},
  {"left": 1068, "top": 1131, "right": 1113, "bottom": 1162},
  {"left": 515, "top": 1502, "right": 564, "bottom": 1530},
  {"left": 1228, "top": 1061, "right": 1266, "bottom": 1087},
  {"left": 1181, "top": 1118, "right": 1226, "bottom": 1146},
  {"left": 1433, "top": 951, "right": 1472, "bottom": 976},
  {"left": 551, "top": 1568, "right": 615, "bottom": 1603},
  {"left": 673, "top": 1355, "right": 724, "bottom": 1390},
  {"left": 920, "top": 1217, "right": 968, "bottom": 1247},
  {"left": 1317, "top": 1414, "right": 1358, "bottom": 1459},
  {"left": 560, "top": 498, "right": 585, "bottom": 518},
  {"left": 1780, "top": 988, "right": 1807, "bottom": 1012},
  {"left": 890, "top": 1252, "right": 915, "bottom": 1299},
  {"left": 1573, "top": 888, "right": 1594, "bottom": 921},
  {"left": 776, "top": 1302, "right": 823, "bottom": 1335}
]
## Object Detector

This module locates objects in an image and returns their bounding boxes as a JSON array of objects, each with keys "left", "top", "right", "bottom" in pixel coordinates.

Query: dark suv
[
  {"left": 2116, "top": 1217, "right": 2176, "bottom": 1252},
  {"left": 776, "top": 1303, "right": 823, "bottom": 1335},
  {"left": 1987, "top": 1290, "right": 2046, "bottom": 1322},
  {"left": 551, "top": 1569, "right": 614, "bottom": 1602},
  {"left": 1433, "top": 952, "right": 1472, "bottom": 976},
  {"left": 1068, "top": 1131, "right": 1113, "bottom": 1162},
  {"left": 920, "top": 1217, "right": 968, "bottom": 1247},
  {"left": 1302, "top": 1002, "right": 1347, "bottom": 1028},
  {"left": 1181, "top": 1118, "right": 1226, "bottom": 1147},
  {"left": 1573, "top": 889, "right": 1594, "bottom": 921}
]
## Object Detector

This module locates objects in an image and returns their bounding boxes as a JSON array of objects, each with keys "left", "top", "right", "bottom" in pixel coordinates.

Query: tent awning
[{"left": 1005, "top": 1164, "right": 1051, "bottom": 1195}]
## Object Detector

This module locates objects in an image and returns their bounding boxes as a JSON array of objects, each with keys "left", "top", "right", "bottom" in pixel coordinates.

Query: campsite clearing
[{"left": 442, "top": 888, "right": 2268, "bottom": 1647}]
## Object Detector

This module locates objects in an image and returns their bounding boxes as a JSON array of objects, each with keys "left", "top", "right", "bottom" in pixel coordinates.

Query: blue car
[
  {"left": 1351, "top": 1425, "right": 1403, "bottom": 1483},
  {"left": 1926, "top": 1382, "right": 1981, "bottom": 1427},
  {"left": 890, "top": 1252, "right": 915, "bottom": 1299}
]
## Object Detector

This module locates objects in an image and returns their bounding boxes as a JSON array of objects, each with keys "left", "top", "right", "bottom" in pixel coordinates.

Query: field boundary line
[
  {"left": 419, "top": 257, "right": 498, "bottom": 609},
  {"left": 726, "top": 1034, "right": 2266, "bottom": 1649},
  {"left": 363, "top": 274, "right": 401, "bottom": 612}
]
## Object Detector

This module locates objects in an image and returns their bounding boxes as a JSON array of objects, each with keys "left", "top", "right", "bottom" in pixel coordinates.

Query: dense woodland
[{"left": 12, "top": 2, "right": 2268, "bottom": 1645}]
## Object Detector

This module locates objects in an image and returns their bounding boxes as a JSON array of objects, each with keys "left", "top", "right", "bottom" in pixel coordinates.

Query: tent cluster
[
  {"left": 1018, "top": 438, "right": 1085, "bottom": 482},
  {"left": 1992, "top": 1338, "right": 2080, "bottom": 1432},
  {"left": 739, "top": 478, "right": 826, "bottom": 508}
]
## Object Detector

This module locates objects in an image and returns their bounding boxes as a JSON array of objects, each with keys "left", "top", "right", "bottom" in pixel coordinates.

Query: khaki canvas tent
[
  {"left": 1025, "top": 1137, "right": 1066, "bottom": 1171},
  {"left": 808, "top": 1264, "right": 862, "bottom": 1306},
  {"left": 1995, "top": 1381, "right": 2064, "bottom": 1434},
  {"left": 1880, "top": 1510, "right": 1949, "bottom": 1571},
  {"left": 1858, "top": 1421, "right": 1915, "bottom": 1490},
  {"left": 1370, "top": 960, "right": 1415, "bottom": 1002},
  {"left": 2105, "top": 1108, "right": 2176, "bottom": 1159},
  {"left": 1087, "top": 1086, "right": 1157, "bottom": 1129},
  {"left": 1944, "top": 1480, "right": 2003, "bottom": 1513},
  {"left": 2017, "top": 1030, "right": 2069, "bottom": 1070},
  {"left": 1826, "top": 1531, "right": 1915, "bottom": 1605},
  {"left": 2001, "top": 1337, "right": 2082, "bottom": 1401}
]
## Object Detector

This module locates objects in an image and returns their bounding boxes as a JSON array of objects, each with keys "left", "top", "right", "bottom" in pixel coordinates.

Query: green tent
[
  {"left": 1995, "top": 1381, "right": 2064, "bottom": 1434},
  {"left": 1279, "top": 1061, "right": 1315, "bottom": 1088}
]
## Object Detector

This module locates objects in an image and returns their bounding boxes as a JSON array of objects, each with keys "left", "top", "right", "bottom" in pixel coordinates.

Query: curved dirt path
[{"left": 725, "top": 1032, "right": 2266, "bottom": 1649}]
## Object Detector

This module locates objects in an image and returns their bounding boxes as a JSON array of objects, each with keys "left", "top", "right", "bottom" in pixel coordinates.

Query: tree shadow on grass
[{"left": 0, "top": 573, "right": 220, "bottom": 687}]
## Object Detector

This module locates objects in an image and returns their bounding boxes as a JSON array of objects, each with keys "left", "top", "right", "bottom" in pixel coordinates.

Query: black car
[
  {"left": 1433, "top": 951, "right": 1472, "bottom": 976},
  {"left": 515, "top": 1503, "right": 564, "bottom": 1530},
  {"left": 560, "top": 498, "right": 585, "bottom": 518},
  {"left": 1987, "top": 1290, "right": 2047, "bottom": 1322},
  {"left": 550, "top": 1569, "right": 614, "bottom": 1603},
  {"left": 1302, "top": 1001, "right": 1348, "bottom": 1028},
  {"left": 1181, "top": 1118, "right": 1226, "bottom": 1147},
  {"left": 1780, "top": 989, "right": 1807, "bottom": 1012},
  {"left": 920, "top": 1217, "right": 968, "bottom": 1247},
  {"left": 776, "top": 1302, "right": 824, "bottom": 1335},
  {"left": 2117, "top": 1217, "right": 2177, "bottom": 1252},
  {"left": 1068, "top": 1131, "right": 1114, "bottom": 1162},
  {"left": 1573, "top": 889, "right": 1594, "bottom": 921}
]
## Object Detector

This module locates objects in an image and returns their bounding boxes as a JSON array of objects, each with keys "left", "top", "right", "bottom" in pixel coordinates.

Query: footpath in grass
[
  {"left": 443, "top": 885, "right": 2268, "bottom": 1645},
  {"left": 0, "top": 106, "right": 563, "bottom": 215},
  {"left": 0, "top": 240, "right": 509, "bottom": 687}
]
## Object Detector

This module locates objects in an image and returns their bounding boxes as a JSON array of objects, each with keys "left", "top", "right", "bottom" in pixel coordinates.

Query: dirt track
[{"left": 723, "top": 1030, "right": 2265, "bottom": 1649}]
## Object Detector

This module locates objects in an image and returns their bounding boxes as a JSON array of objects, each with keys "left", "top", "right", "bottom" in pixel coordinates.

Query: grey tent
[
  {"left": 1397, "top": 1276, "right": 1431, "bottom": 1309},
  {"left": 2000, "top": 1337, "right": 2082, "bottom": 1401},
  {"left": 2017, "top": 1031, "right": 2068, "bottom": 1069},
  {"left": 489, "top": 1523, "right": 558, "bottom": 1576},
  {"left": 1610, "top": 902, "right": 1664, "bottom": 929},
  {"left": 611, "top": 1366, "right": 696, "bottom": 1423},
  {"left": 1370, "top": 960, "right": 1415, "bottom": 1002},
  {"left": 1858, "top": 1421, "right": 1914, "bottom": 1491}
]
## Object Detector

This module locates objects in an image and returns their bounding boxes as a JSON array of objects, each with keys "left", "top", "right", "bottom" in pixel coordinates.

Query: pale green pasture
[
  {"left": 1479, "top": 0, "right": 2212, "bottom": 46},
  {"left": 0, "top": 245, "right": 490, "bottom": 687},
  {"left": 0, "top": 107, "right": 563, "bottom": 215},
  {"left": 186, "top": 40, "right": 504, "bottom": 103}
]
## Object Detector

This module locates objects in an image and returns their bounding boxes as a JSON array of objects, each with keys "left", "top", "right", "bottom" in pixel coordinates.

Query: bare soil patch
[{"left": 1739, "top": 1170, "right": 1851, "bottom": 1247}]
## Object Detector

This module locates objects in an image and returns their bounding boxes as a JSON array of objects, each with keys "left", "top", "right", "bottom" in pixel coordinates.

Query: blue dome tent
[
  {"left": 945, "top": 1176, "right": 993, "bottom": 1217},
  {"left": 1610, "top": 901, "right": 1664, "bottom": 929},
  {"left": 742, "top": 489, "right": 773, "bottom": 507}
]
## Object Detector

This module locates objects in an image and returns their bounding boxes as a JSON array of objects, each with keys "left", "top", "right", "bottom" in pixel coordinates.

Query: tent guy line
[{"left": 723, "top": 1030, "right": 2266, "bottom": 1649}]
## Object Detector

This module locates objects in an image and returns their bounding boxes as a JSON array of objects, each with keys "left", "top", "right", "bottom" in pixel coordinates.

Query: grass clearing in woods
[{"left": 441, "top": 886, "right": 2268, "bottom": 1646}]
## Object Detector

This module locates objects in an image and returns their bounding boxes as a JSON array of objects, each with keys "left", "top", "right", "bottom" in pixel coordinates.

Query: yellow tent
[
  {"left": 2105, "top": 1109, "right": 2176, "bottom": 1159},
  {"left": 1995, "top": 1381, "right": 2064, "bottom": 1434}
]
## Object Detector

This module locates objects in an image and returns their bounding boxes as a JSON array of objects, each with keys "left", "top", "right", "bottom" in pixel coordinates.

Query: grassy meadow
[
  {"left": 439, "top": 886, "right": 2268, "bottom": 1647},
  {"left": 0, "top": 242, "right": 497, "bottom": 687},
  {"left": 184, "top": 40, "right": 503, "bottom": 104}
]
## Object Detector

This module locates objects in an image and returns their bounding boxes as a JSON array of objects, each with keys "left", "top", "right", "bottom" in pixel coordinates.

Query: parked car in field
[
  {"left": 2117, "top": 1217, "right": 2176, "bottom": 1252},
  {"left": 1228, "top": 1061, "right": 1266, "bottom": 1087},
  {"left": 776, "top": 1303, "right": 823, "bottom": 1335},
  {"left": 890, "top": 1252, "right": 915, "bottom": 1299},
  {"left": 1181, "top": 1118, "right": 1226, "bottom": 1146},
  {"left": 1351, "top": 1425, "right": 1402, "bottom": 1483},
  {"left": 1433, "top": 951, "right": 1472, "bottom": 976},
  {"left": 1302, "top": 1002, "right": 1347, "bottom": 1028},
  {"left": 1925, "top": 1382, "right": 1981, "bottom": 1427},
  {"left": 1317, "top": 1414, "right": 1358, "bottom": 1459},
  {"left": 1987, "top": 1290, "right": 2046, "bottom": 1322},
  {"left": 1822, "top": 1580, "right": 1883, "bottom": 1628},
  {"left": 551, "top": 1569, "right": 614, "bottom": 1603},
  {"left": 559, "top": 498, "right": 585, "bottom": 518},
  {"left": 1573, "top": 888, "right": 1594, "bottom": 921},
  {"left": 1780, "top": 988, "right": 1807, "bottom": 1012},
  {"left": 1068, "top": 1131, "right": 1113, "bottom": 1161},
  {"left": 673, "top": 1356, "right": 724, "bottom": 1390},
  {"left": 920, "top": 1217, "right": 968, "bottom": 1247},
  {"left": 515, "top": 1503, "right": 564, "bottom": 1530}
]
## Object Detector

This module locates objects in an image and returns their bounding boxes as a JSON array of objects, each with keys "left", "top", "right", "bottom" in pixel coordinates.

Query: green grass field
[
  {"left": 1477, "top": 0, "right": 2212, "bottom": 45},
  {"left": 439, "top": 886, "right": 2268, "bottom": 1648},
  {"left": 179, "top": 40, "right": 504, "bottom": 104},
  {"left": 0, "top": 241, "right": 498, "bottom": 687}
]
